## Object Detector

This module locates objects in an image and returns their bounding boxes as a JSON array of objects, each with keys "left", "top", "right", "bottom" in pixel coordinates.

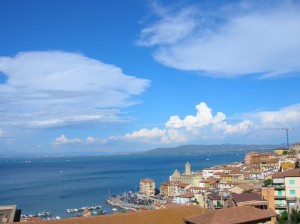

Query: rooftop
[
  {"left": 232, "top": 193, "right": 266, "bottom": 204},
  {"left": 178, "top": 193, "right": 195, "bottom": 198},
  {"left": 177, "top": 183, "right": 190, "bottom": 188},
  {"left": 0, "top": 205, "right": 17, "bottom": 223},
  {"left": 272, "top": 169, "right": 300, "bottom": 178},
  {"left": 25, "top": 204, "right": 207, "bottom": 224},
  {"left": 184, "top": 206, "right": 278, "bottom": 224},
  {"left": 140, "top": 178, "right": 155, "bottom": 183},
  {"left": 236, "top": 184, "right": 253, "bottom": 191}
]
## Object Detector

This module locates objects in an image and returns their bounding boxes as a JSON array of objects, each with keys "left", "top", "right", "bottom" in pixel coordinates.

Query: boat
[{"left": 66, "top": 205, "right": 102, "bottom": 213}]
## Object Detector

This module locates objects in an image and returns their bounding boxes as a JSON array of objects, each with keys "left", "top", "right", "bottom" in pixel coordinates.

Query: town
[{"left": 1, "top": 143, "right": 300, "bottom": 223}]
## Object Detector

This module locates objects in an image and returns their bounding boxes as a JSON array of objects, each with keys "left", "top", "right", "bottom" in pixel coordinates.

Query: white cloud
[
  {"left": 0, "top": 129, "right": 4, "bottom": 137},
  {"left": 54, "top": 135, "right": 82, "bottom": 145},
  {"left": 165, "top": 102, "right": 253, "bottom": 135},
  {"left": 51, "top": 102, "right": 300, "bottom": 147},
  {"left": 86, "top": 137, "right": 95, "bottom": 144},
  {"left": 137, "top": 4, "right": 197, "bottom": 46},
  {"left": 53, "top": 135, "right": 110, "bottom": 146},
  {"left": 0, "top": 51, "right": 150, "bottom": 129},
  {"left": 166, "top": 102, "right": 217, "bottom": 130},
  {"left": 138, "top": 1, "right": 300, "bottom": 77},
  {"left": 122, "top": 102, "right": 253, "bottom": 144},
  {"left": 161, "top": 129, "right": 190, "bottom": 144},
  {"left": 123, "top": 127, "right": 190, "bottom": 144},
  {"left": 247, "top": 103, "right": 300, "bottom": 128},
  {"left": 123, "top": 127, "right": 166, "bottom": 141}
]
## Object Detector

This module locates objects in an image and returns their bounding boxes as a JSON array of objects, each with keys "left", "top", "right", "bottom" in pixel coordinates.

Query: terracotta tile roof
[
  {"left": 161, "top": 181, "right": 177, "bottom": 186},
  {"left": 178, "top": 193, "right": 195, "bottom": 198},
  {"left": 232, "top": 193, "right": 266, "bottom": 204},
  {"left": 207, "top": 193, "right": 221, "bottom": 200},
  {"left": 140, "top": 178, "right": 155, "bottom": 183},
  {"left": 272, "top": 169, "right": 300, "bottom": 178},
  {"left": 177, "top": 183, "right": 190, "bottom": 188},
  {"left": 203, "top": 167, "right": 220, "bottom": 170},
  {"left": 224, "top": 167, "right": 237, "bottom": 171},
  {"left": 237, "top": 184, "right": 253, "bottom": 191},
  {"left": 25, "top": 205, "right": 208, "bottom": 224},
  {"left": 201, "top": 179, "right": 213, "bottom": 183},
  {"left": 266, "top": 159, "right": 279, "bottom": 163},
  {"left": 184, "top": 206, "right": 278, "bottom": 224}
]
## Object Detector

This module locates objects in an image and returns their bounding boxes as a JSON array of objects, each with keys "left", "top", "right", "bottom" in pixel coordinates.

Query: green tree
[
  {"left": 291, "top": 208, "right": 300, "bottom": 223},
  {"left": 243, "top": 189, "right": 253, "bottom": 193},
  {"left": 190, "top": 199, "right": 199, "bottom": 205},
  {"left": 277, "top": 211, "right": 288, "bottom": 223},
  {"left": 263, "top": 179, "right": 272, "bottom": 187}
]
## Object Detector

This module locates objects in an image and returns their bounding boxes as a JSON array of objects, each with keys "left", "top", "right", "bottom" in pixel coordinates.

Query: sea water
[{"left": 0, "top": 153, "right": 244, "bottom": 217}]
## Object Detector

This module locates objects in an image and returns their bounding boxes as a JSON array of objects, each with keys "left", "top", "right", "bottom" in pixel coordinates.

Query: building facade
[
  {"left": 262, "top": 169, "right": 300, "bottom": 215},
  {"left": 169, "top": 162, "right": 203, "bottom": 186},
  {"left": 140, "top": 178, "right": 155, "bottom": 197}
]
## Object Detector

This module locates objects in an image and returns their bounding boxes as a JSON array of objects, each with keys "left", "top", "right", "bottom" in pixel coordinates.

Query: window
[
  {"left": 289, "top": 180, "right": 295, "bottom": 185},
  {"left": 290, "top": 190, "right": 296, "bottom": 196}
]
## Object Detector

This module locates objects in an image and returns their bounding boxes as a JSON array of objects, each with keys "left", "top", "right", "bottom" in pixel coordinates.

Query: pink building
[{"left": 244, "top": 151, "right": 259, "bottom": 165}]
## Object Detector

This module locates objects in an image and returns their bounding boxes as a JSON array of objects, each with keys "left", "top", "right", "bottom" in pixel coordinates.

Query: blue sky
[{"left": 1, "top": 0, "right": 300, "bottom": 155}]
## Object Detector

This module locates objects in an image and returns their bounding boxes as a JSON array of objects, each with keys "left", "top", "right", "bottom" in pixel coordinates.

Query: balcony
[
  {"left": 274, "top": 195, "right": 286, "bottom": 199},
  {"left": 274, "top": 185, "right": 285, "bottom": 190},
  {"left": 286, "top": 196, "right": 297, "bottom": 201},
  {"left": 275, "top": 204, "right": 287, "bottom": 209}
]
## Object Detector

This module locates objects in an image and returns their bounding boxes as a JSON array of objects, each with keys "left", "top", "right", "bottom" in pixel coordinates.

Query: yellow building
[
  {"left": 275, "top": 148, "right": 289, "bottom": 155},
  {"left": 169, "top": 162, "right": 203, "bottom": 186},
  {"left": 160, "top": 181, "right": 179, "bottom": 198},
  {"left": 219, "top": 173, "right": 233, "bottom": 182},
  {"left": 261, "top": 187, "right": 275, "bottom": 211},
  {"left": 140, "top": 178, "right": 155, "bottom": 197},
  {"left": 281, "top": 161, "right": 295, "bottom": 171}
]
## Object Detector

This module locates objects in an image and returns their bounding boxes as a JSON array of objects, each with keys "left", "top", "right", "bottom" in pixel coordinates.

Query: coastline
[{"left": 1, "top": 152, "right": 247, "bottom": 218}]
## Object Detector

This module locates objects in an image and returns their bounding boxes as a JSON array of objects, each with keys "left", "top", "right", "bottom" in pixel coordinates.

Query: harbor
[
  {"left": 66, "top": 205, "right": 102, "bottom": 214},
  {"left": 106, "top": 192, "right": 157, "bottom": 212}
]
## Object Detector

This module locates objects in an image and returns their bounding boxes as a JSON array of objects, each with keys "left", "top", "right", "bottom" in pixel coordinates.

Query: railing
[
  {"left": 286, "top": 196, "right": 297, "bottom": 201},
  {"left": 275, "top": 204, "right": 287, "bottom": 209},
  {"left": 274, "top": 185, "right": 285, "bottom": 189},
  {"left": 274, "top": 195, "right": 286, "bottom": 199}
]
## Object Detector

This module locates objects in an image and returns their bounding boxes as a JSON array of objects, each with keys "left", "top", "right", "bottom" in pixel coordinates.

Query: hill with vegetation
[{"left": 136, "top": 144, "right": 282, "bottom": 156}]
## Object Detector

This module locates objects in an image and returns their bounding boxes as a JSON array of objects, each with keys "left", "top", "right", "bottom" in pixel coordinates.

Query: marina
[
  {"left": 66, "top": 205, "right": 102, "bottom": 213},
  {"left": 106, "top": 192, "right": 157, "bottom": 212}
]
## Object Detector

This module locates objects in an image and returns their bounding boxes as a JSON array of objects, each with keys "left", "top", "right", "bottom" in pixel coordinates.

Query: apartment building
[
  {"left": 262, "top": 169, "right": 300, "bottom": 215},
  {"left": 140, "top": 178, "right": 155, "bottom": 197}
]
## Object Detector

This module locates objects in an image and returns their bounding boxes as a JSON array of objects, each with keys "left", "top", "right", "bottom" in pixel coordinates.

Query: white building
[{"left": 202, "top": 168, "right": 224, "bottom": 180}]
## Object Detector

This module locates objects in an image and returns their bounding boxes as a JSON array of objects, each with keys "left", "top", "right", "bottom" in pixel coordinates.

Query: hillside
[{"left": 137, "top": 144, "right": 282, "bottom": 156}]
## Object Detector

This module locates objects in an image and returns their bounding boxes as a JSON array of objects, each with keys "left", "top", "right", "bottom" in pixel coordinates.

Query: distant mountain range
[
  {"left": 0, "top": 143, "right": 285, "bottom": 158},
  {"left": 136, "top": 144, "right": 284, "bottom": 156}
]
